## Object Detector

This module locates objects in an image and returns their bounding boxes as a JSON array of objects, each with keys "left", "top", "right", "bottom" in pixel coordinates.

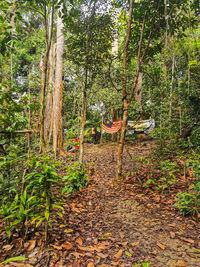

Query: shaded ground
[{"left": 1, "top": 141, "right": 200, "bottom": 266}]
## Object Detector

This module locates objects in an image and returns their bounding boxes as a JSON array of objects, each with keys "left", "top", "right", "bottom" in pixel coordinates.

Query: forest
[{"left": 0, "top": 0, "right": 200, "bottom": 266}]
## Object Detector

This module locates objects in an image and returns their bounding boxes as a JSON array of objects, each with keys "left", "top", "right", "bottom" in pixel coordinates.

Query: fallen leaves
[
  {"left": 76, "top": 237, "right": 83, "bottom": 246},
  {"left": 179, "top": 237, "right": 195, "bottom": 244},
  {"left": 111, "top": 261, "right": 120, "bottom": 266},
  {"left": 2, "top": 245, "right": 13, "bottom": 251},
  {"left": 87, "top": 262, "right": 95, "bottom": 267},
  {"left": 97, "top": 252, "right": 108, "bottom": 258},
  {"left": 71, "top": 203, "right": 81, "bottom": 213},
  {"left": 61, "top": 242, "right": 73, "bottom": 250},
  {"left": 51, "top": 245, "right": 63, "bottom": 250},
  {"left": 131, "top": 241, "right": 140, "bottom": 247},
  {"left": 174, "top": 260, "right": 186, "bottom": 266},
  {"left": 64, "top": 229, "right": 73, "bottom": 233},
  {"left": 51, "top": 242, "right": 73, "bottom": 251},
  {"left": 114, "top": 249, "right": 123, "bottom": 259},
  {"left": 26, "top": 240, "right": 36, "bottom": 251},
  {"left": 156, "top": 242, "right": 165, "bottom": 250},
  {"left": 78, "top": 241, "right": 110, "bottom": 253}
]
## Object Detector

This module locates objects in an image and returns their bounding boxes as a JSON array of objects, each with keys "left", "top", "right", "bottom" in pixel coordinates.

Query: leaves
[
  {"left": 179, "top": 237, "right": 195, "bottom": 244},
  {"left": 0, "top": 256, "right": 27, "bottom": 265},
  {"left": 156, "top": 242, "right": 165, "bottom": 250},
  {"left": 174, "top": 260, "right": 186, "bottom": 267},
  {"left": 76, "top": 237, "right": 83, "bottom": 246},
  {"left": 26, "top": 240, "right": 36, "bottom": 251},
  {"left": 114, "top": 249, "right": 123, "bottom": 259},
  {"left": 125, "top": 251, "right": 132, "bottom": 257},
  {"left": 61, "top": 242, "right": 73, "bottom": 250},
  {"left": 131, "top": 241, "right": 140, "bottom": 246}
]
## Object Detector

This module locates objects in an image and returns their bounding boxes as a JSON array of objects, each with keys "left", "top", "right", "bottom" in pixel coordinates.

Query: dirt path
[
  {"left": 67, "top": 142, "right": 200, "bottom": 267},
  {"left": 1, "top": 142, "right": 200, "bottom": 266}
]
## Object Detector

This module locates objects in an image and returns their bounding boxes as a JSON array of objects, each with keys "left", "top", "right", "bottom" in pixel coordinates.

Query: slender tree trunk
[
  {"left": 48, "top": 43, "right": 56, "bottom": 144},
  {"left": 73, "top": 87, "right": 76, "bottom": 119},
  {"left": 79, "top": 71, "right": 88, "bottom": 164},
  {"left": 135, "top": 72, "right": 143, "bottom": 110},
  {"left": 77, "top": 93, "right": 81, "bottom": 136},
  {"left": 53, "top": 11, "right": 64, "bottom": 157},
  {"left": 117, "top": 0, "right": 147, "bottom": 180},
  {"left": 100, "top": 102, "right": 104, "bottom": 144},
  {"left": 57, "top": 82, "right": 63, "bottom": 149},
  {"left": 116, "top": 0, "right": 134, "bottom": 180},
  {"left": 28, "top": 68, "right": 31, "bottom": 158},
  {"left": 44, "top": 42, "right": 54, "bottom": 148},
  {"left": 40, "top": 2, "right": 54, "bottom": 155},
  {"left": 79, "top": 1, "right": 97, "bottom": 164},
  {"left": 169, "top": 52, "right": 175, "bottom": 120}
]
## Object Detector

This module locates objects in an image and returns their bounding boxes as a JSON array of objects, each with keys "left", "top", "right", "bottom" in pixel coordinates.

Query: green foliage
[
  {"left": 0, "top": 156, "right": 64, "bottom": 240},
  {"left": 0, "top": 138, "right": 28, "bottom": 202},
  {"left": 146, "top": 160, "right": 179, "bottom": 192},
  {"left": 175, "top": 159, "right": 200, "bottom": 217},
  {"left": 174, "top": 184, "right": 200, "bottom": 217},
  {"left": 0, "top": 256, "right": 27, "bottom": 265},
  {"left": 26, "top": 156, "right": 63, "bottom": 227},
  {"left": 62, "top": 162, "right": 89, "bottom": 195},
  {"left": 133, "top": 263, "right": 153, "bottom": 267},
  {"left": 0, "top": 191, "right": 39, "bottom": 238}
]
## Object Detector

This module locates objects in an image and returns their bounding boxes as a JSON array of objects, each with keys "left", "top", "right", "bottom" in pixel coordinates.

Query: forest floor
[{"left": 1, "top": 141, "right": 200, "bottom": 267}]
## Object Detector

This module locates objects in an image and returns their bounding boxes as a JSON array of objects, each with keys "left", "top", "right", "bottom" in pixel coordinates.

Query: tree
[
  {"left": 64, "top": 0, "right": 112, "bottom": 164},
  {"left": 53, "top": 8, "right": 64, "bottom": 157}
]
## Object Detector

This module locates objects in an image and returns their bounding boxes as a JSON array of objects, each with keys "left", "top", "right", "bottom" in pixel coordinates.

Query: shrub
[
  {"left": 175, "top": 160, "right": 200, "bottom": 217},
  {"left": 62, "top": 162, "right": 89, "bottom": 195}
]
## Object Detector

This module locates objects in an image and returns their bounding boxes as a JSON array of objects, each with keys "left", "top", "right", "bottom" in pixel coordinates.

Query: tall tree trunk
[
  {"left": 40, "top": 2, "right": 54, "bottom": 155},
  {"left": 117, "top": 0, "right": 134, "bottom": 180},
  {"left": 79, "top": 79, "right": 87, "bottom": 164},
  {"left": 44, "top": 42, "right": 55, "bottom": 148},
  {"left": 53, "top": 11, "right": 64, "bottom": 157},
  {"left": 79, "top": 1, "right": 97, "bottom": 164},
  {"left": 117, "top": 0, "right": 147, "bottom": 180},
  {"left": 48, "top": 43, "right": 56, "bottom": 144},
  {"left": 169, "top": 52, "right": 175, "bottom": 120},
  {"left": 57, "top": 82, "right": 63, "bottom": 149}
]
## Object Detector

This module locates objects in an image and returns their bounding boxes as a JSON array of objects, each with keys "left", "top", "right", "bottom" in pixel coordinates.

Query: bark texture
[
  {"left": 53, "top": 12, "right": 64, "bottom": 157},
  {"left": 40, "top": 3, "right": 54, "bottom": 155}
]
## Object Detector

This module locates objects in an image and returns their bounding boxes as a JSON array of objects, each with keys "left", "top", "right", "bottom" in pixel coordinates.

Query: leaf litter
[{"left": 0, "top": 141, "right": 200, "bottom": 266}]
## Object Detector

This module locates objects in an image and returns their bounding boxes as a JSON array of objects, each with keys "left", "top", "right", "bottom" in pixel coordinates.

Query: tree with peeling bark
[
  {"left": 39, "top": 1, "right": 55, "bottom": 155},
  {"left": 53, "top": 8, "right": 64, "bottom": 157}
]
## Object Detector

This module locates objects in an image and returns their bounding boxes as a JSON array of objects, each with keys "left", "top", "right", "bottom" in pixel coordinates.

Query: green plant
[
  {"left": 0, "top": 256, "right": 27, "bottom": 265},
  {"left": 0, "top": 141, "right": 26, "bottom": 201},
  {"left": 175, "top": 159, "right": 200, "bottom": 217},
  {"left": 146, "top": 160, "right": 178, "bottom": 192},
  {"left": 174, "top": 181, "right": 200, "bottom": 217},
  {"left": 25, "top": 156, "right": 64, "bottom": 243},
  {"left": 62, "top": 162, "right": 89, "bottom": 195},
  {"left": 0, "top": 191, "right": 39, "bottom": 238},
  {"left": 133, "top": 263, "right": 153, "bottom": 267}
]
